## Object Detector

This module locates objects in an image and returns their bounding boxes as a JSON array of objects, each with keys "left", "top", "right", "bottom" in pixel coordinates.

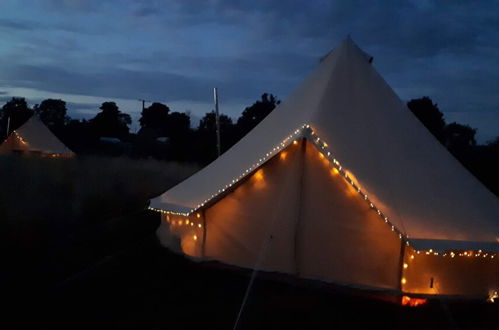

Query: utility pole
[
  {"left": 138, "top": 99, "right": 151, "bottom": 134},
  {"left": 139, "top": 99, "right": 151, "bottom": 112},
  {"left": 213, "top": 88, "right": 221, "bottom": 157}
]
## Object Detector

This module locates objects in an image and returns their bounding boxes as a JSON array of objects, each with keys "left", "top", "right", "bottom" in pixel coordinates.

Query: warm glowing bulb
[
  {"left": 280, "top": 152, "right": 287, "bottom": 160},
  {"left": 331, "top": 168, "right": 339, "bottom": 175},
  {"left": 293, "top": 140, "right": 298, "bottom": 145},
  {"left": 193, "top": 235, "right": 198, "bottom": 241},
  {"left": 401, "top": 278, "right": 407, "bottom": 285},
  {"left": 185, "top": 220, "right": 189, "bottom": 225},
  {"left": 253, "top": 169, "right": 264, "bottom": 181},
  {"left": 198, "top": 224, "right": 202, "bottom": 228},
  {"left": 196, "top": 213, "right": 201, "bottom": 218},
  {"left": 410, "top": 255, "right": 415, "bottom": 260},
  {"left": 403, "top": 263, "right": 408, "bottom": 269}
]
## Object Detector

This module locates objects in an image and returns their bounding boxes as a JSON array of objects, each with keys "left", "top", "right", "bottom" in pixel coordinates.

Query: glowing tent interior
[
  {"left": 0, "top": 115, "right": 74, "bottom": 157},
  {"left": 149, "top": 37, "right": 499, "bottom": 300}
]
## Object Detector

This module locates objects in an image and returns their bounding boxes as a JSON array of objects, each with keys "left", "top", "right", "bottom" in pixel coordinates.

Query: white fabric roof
[
  {"left": 0, "top": 115, "right": 74, "bottom": 155},
  {"left": 151, "top": 37, "right": 499, "bottom": 249}
]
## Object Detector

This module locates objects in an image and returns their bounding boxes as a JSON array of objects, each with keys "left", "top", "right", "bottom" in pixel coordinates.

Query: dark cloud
[
  {"left": 0, "top": 19, "right": 39, "bottom": 31},
  {"left": 0, "top": 0, "right": 498, "bottom": 140}
]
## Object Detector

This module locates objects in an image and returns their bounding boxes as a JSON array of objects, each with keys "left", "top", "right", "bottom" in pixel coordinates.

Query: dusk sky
[{"left": 0, "top": 0, "right": 498, "bottom": 142}]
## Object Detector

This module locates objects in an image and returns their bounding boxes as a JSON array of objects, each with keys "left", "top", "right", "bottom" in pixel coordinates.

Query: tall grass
[{"left": 0, "top": 154, "right": 198, "bottom": 290}]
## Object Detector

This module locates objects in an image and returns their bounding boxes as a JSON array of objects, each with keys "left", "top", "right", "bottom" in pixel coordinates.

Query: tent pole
[
  {"left": 293, "top": 137, "right": 307, "bottom": 276},
  {"left": 201, "top": 210, "right": 207, "bottom": 258},
  {"left": 397, "top": 238, "right": 407, "bottom": 298}
]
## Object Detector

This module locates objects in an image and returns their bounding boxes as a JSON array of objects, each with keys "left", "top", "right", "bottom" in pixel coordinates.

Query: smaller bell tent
[{"left": 0, "top": 115, "right": 74, "bottom": 157}]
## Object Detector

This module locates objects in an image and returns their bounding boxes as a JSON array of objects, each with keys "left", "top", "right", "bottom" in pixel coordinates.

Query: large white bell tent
[
  {"left": 0, "top": 115, "right": 74, "bottom": 157},
  {"left": 150, "top": 38, "right": 498, "bottom": 301}
]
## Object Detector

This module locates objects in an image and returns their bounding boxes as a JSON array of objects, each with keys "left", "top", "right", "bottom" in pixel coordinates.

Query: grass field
[{"left": 0, "top": 155, "right": 497, "bottom": 330}]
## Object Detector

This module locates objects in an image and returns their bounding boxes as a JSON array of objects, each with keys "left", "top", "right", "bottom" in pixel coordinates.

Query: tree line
[
  {"left": 0, "top": 94, "right": 498, "bottom": 196},
  {"left": 0, "top": 93, "right": 280, "bottom": 164}
]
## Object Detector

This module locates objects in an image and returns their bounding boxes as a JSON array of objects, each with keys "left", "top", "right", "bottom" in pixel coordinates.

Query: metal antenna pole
[
  {"left": 6, "top": 116, "right": 10, "bottom": 138},
  {"left": 213, "top": 87, "right": 221, "bottom": 157}
]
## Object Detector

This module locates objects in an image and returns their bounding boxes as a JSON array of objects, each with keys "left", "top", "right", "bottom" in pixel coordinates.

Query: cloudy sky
[{"left": 0, "top": 0, "right": 498, "bottom": 141}]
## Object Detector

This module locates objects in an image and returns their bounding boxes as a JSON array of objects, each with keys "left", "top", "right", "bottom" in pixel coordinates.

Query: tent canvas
[
  {"left": 0, "top": 115, "right": 74, "bottom": 157},
  {"left": 150, "top": 38, "right": 498, "bottom": 299}
]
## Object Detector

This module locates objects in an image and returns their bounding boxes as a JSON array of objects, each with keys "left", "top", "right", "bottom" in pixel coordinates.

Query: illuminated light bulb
[
  {"left": 403, "top": 263, "right": 408, "bottom": 269},
  {"left": 323, "top": 142, "right": 328, "bottom": 148},
  {"left": 410, "top": 255, "right": 415, "bottom": 260},
  {"left": 401, "top": 278, "right": 407, "bottom": 285},
  {"left": 185, "top": 220, "right": 189, "bottom": 225},
  {"left": 280, "top": 152, "right": 287, "bottom": 160},
  {"left": 198, "top": 224, "right": 202, "bottom": 228},
  {"left": 293, "top": 140, "right": 298, "bottom": 145},
  {"left": 331, "top": 168, "right": 339, "bottom": 175},
  {"left": 197, "top": 213, "right": 201, "bottom": 218},
  {"left": 178, "top": 220, "right": 183, "bottom": 226},
  {"left": 193, "top": 235, "right": 198, "bottom": 241},
  {"left": 190, "top": 223, "right": 194, "bottom": 227},
  {"left": 319, "top": 152, "right": 324, "bottom": 159}
]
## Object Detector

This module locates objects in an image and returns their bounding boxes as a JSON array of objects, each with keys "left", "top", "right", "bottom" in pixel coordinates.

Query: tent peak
[{"left": 320, "top": 37, "right": 373, "bottom": 64}]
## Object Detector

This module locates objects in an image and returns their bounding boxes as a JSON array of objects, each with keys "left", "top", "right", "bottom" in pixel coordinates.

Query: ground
[{"left": 1, "top": 155, "right": 497, "bottom": 329}]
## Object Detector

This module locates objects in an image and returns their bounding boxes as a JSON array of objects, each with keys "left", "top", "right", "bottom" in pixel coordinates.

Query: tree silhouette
[
  {"left": 0, "top": 97, "right": 33, "bottom": 137},
  {"left": 34, "top": 99, "right": 69, "bottom": 133},
  {"left": 236, "top": 93, "right": 280, "bottom": 138},
  {"left": 90, "top": 102, "right": 131, "bottom": 139},
  {"left": 167, "top": 112, "right": 191, "bottom": 138},
  {"left": 407, "top": 97, "right": 445, "bottom": 143},
  {"left": 138, "top": 102, "right": 170, "bottom": 137},
  {"left": 194, "top": 111, "right": 237, "bottom": 163},
  {"left": 444, "top": 122, "right": 477, "bottom": 150}
]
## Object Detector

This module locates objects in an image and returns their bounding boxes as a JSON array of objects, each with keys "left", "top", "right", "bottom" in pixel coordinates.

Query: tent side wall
[
  {"left": 402, "top": 246, "right": 499, "bottom": 296},
  {"left": 0, "top": 134, "right": 28, "bottom": 154},
  {"left": 297, "top": 143, "right": 401, "bottom": 289},
  {"left": 157, "top": 139, "right": 403, "bottom": 291}
]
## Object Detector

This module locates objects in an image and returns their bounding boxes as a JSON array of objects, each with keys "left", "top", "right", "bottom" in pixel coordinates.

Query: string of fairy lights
[
  {"left": 149, "top": 124, "right": 498, "bottom": 260},
  {"left": 13, "top": 131, "right": 27, "bottom": 145}
]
